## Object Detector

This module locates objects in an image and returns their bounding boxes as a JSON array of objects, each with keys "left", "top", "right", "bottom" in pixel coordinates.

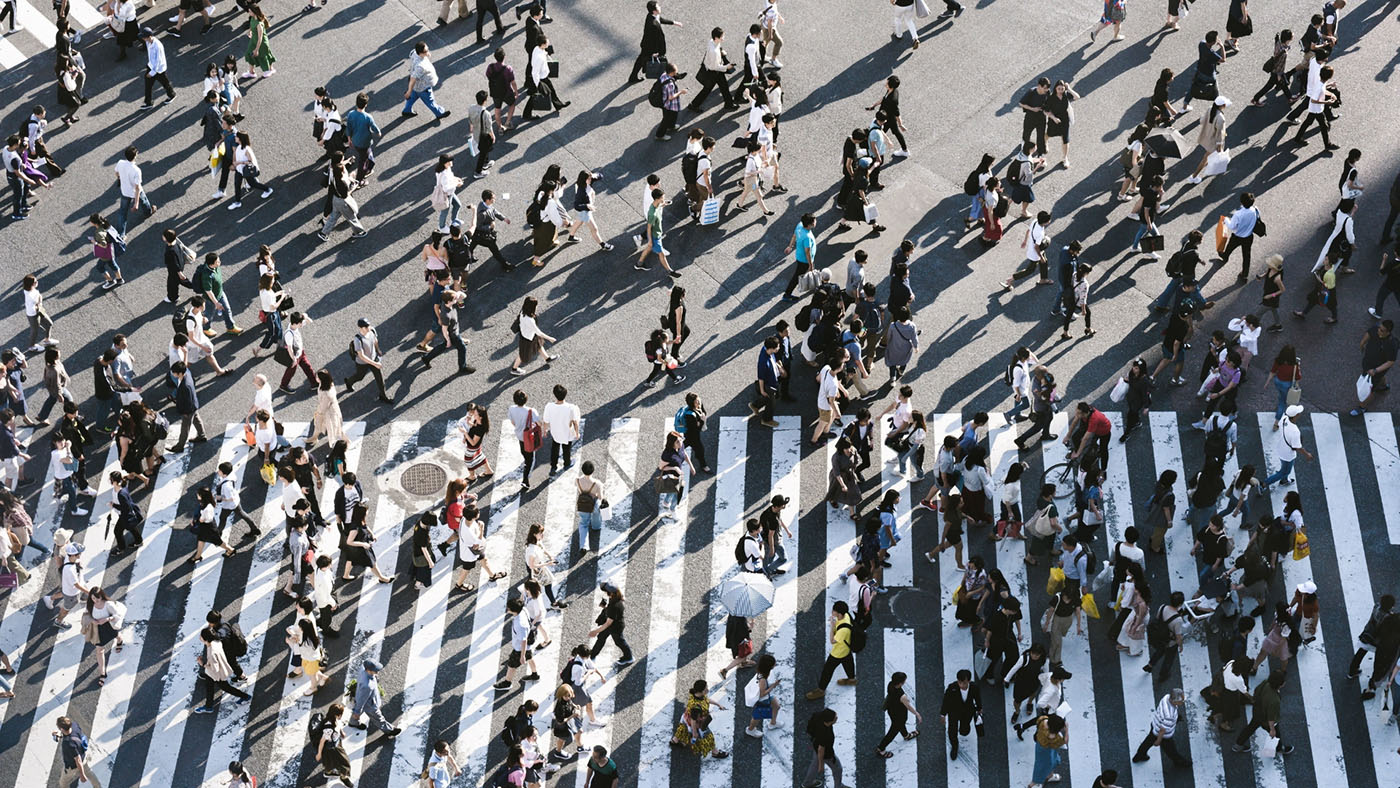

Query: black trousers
[
  {"left": 472, "top": 233, "right": 510, "bottom": 268},
  {"left": 946, "top": 714, "right": 975, "bottom": 753},
  {"left": 144, "top": 71, "right": 175, "bottom": 104},
  {"left": 549, "top": 439, "right": 572, "bottom": 472},
  {"left": 1294, "top": 112, "right": 1332, "bottom": 147},
  {"left": 218, "top": 506, "right": 258, "bottom": 536},
  {"left": 424, "top": 330, "right": 468, "bottom": 371},
  {"left": 817, "top": 653, "right": 855, "bottom": 688},
  {"left": 318, "top": 604, "right": 339, "bottom": 636},
  {"left": 683, "top": 434, "right": 707, "bottom": 469},
  {"left": 691, "top": 68, "right": 734, "bottom": 109},
  {"left": 476, "top": 0, "right": 503, "bottom": 39},
  {"left": 655, "top": 108, "right": 679, "bottom": 139},
  {"left": 1383, "top": 200, "right": 1400, "bottom": 242},
  {"left": 475, "top": 134, "right": 494, "bottom": 173},
  {"left": 1134, "top": 730, "right": 1190, "bottom": 764},
  {"left": 113, "top": 516, "right": 144, "bottom": 550},
  {"left": 1011, "top": 255, "right": 1049, "bottom": 283},
  {"left": 629, "top": 48, "right": 664, "bottom": 82},
  {"left": 782, "top": 261, "right": 811, "bottom": 297},
  {"left": 1253, "top": 72, "right": 1292, "bottom": 103},
  {"left": 1021, "top": 113, "right": 1046, "bottom": 155},
  {"left": 1234, "top": 714, "right": 1282, "bottom": 747},
  {"left": 878, "top": 709, "right": 909, "bottom": 749},
  {"left": 884, "top": 120, "right": 908, "bottom": 152},
  {"left": 590, "top": 626, "right": 632, "bottom": 661},
  {"left": 1222, "top": 233, "right": 1254, "bottom": 278},
  {"left": 1017, "top": 409, "right": 1053, "bottom": 447},
  {"left": 204, "top": 674, "right": 251, "bottom": 705},
  {"left": 753, "top": 385, "right": 776, "bottom": 422},
  {"left": 522, "top": 78, "right": 563, "bottom": 118},
  {"left": 518, "top": 441, "right": 536, "bottom": 485},
  {"left": 345, "top": 362, "right": 389, "bottom": 398}
]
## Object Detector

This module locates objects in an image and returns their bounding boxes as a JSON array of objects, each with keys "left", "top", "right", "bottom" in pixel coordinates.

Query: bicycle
[{"left": 1041, "top": 461, "right": 1078, "bottom": 502}]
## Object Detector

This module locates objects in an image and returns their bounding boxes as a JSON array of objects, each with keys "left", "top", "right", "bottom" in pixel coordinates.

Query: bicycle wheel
[{"left": 1043, "top": 462, "right": 1077, "bottom": 501}]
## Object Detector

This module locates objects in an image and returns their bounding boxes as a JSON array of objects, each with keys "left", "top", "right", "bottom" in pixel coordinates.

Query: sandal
[
  {"left": 905, "top": 730, "right": 920, "bottom": 739},
  {"left": 876, "top": 749, "right": 893, "bottom": 759},
  {"left": 115, "top": 641, "right": 123, "bottom": 652},
  {"left": 378, "top": 576, "right": 395, "bottom": 584},
  {"left": 489, "top": 572, "right": 507, "bottom": 581},
  {"left": 98, "top": 674, "right": 106, "bottom": 685},
  {"left": 224, "top": 548, "right": 236, "bottom": 557},
  {"left": 454, "top": 583, "right": 477, "bottom": 592}
]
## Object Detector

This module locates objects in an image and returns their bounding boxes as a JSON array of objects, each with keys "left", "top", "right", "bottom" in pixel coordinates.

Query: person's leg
[
  {"left": 159, "top": 72, "right": 175, "bottom": 99},
  {"left": 422, "top": 87, "right": 447, "bottom": 117},
  {"left": 144, "top": 73, "right": 155, "bottom": 105},
  {"left": 817, "top": 655, "right": 838, "bottom": 689},
  {"left": 629, "top": 50, "right": 651, "bottom": 82}
]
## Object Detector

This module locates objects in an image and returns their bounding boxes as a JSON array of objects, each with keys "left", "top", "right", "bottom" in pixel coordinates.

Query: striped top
[{"left": 1150, "top": 693, "right": 1180, "bottom": 737}]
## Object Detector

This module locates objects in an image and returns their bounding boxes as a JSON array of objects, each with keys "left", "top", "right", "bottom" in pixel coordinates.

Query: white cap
[
  {"left": 1214, "top": 96, "right": 1232, "bottom": 107},
  {"left": 1285, "top": 404, "right": 1305, "bottom": 418},
  {"left": 1298, "top": 581, "right": 1318, "bottom": 595}
]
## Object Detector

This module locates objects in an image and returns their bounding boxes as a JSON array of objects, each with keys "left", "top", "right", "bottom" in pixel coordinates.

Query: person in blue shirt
[
  {"left": 751, "top": 336, "right": 782, "bottom": 427},
  {"left": 781, "top": 213, "right": 818, "bottom": 301},
  {"left": 343, "top": 92, "right": 382, "bottom": 187}
]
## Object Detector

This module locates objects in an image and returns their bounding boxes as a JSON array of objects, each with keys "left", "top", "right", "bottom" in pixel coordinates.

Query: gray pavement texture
[{"left": 1, "top": 0, "right": 1399, "bottom": 785}]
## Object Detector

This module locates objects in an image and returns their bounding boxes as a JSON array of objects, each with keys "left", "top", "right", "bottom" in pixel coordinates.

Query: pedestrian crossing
[
  {"left": 1, "top": 0, "right": 106, "bottom": 70},
  {"left": 0, "top": 410, "right": 1398, "bottom": 788}
]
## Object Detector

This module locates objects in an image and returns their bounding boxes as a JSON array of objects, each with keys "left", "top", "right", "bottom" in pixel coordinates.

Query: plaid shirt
[{"left": 660, "top": 75, "right": 681, "bottom": 112}]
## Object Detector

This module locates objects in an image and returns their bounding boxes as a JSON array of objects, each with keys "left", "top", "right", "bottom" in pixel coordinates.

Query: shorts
[
  {"left": 1160, "top": 340, "right": 1180, "bottom": 360},
  {"left": 507, "top": 648, "right": 531, "bottom": 668},
  {"left": 491, "top": 95, "right": 514, "bottom": 111},
  {"left": 575, "top": 210, "right": 593, "bottom": 224},
  {"left": 179, "top": 0, "right": 202, "bottom": 11},
  {"left": 61, "top": 593, "right": 80, "bottom": 610},
  {"left": 651, "top": 237, "right": 665, "bottom": 254},
  {"left": 751, "top": 697, "right": 773, "bottom": 720},
  {"left": 454, "top": 554, "right": 478, "bottom": 570},
  {"left": 817, "top": 408, "right": 833, "bottom": 425}
]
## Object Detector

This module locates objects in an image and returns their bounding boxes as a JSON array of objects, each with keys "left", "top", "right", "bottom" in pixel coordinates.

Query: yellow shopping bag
[
  {"left": 1046, "top": 567, "right": 1066, "bottom": 596},
  {"left": 1081, "top": 592, "right": 1101, "bottom": 619},
  {"left": 1292, "top": 528, "right": 1310, "bottom": 560},
  {"left": 952, "top": 585, "right": 963, "bottom": 604}
]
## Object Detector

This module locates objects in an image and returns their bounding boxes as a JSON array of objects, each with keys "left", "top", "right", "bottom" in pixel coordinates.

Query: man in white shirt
[
  {"left": 541, "top": 384, "right": 581, "bottom": 476},
  {"left": 1292, "top": 63, "right": 1338, "bottom": 150},
  {"left": 689, "top": 27, "right": 737, "bottom": 111},
  {"left": 1004, "top": 210, "right": 1053, "bottom": 290},
  {"left": 809, "top": 359, "right": 847, "bottom": 445},
  {"left": 113, "top": 145, "right": 154, "bottom": 236},
  {"left": 1313, "top": 196, "right": 1356, "bottom": 273},
  {"left": 50, "top": 543, "right": 89, "bottom": 628},
  {"left": 139, "top": 27, "right": 176, "bottom": 109},
  {"left": 1262, "top": 404, "right": 1313, "bottom": 489},
  {"left": 215, "top": 460, "right": 260, "bottom": 539},
  {"left": 278, "top": 311, "right": 316, "bottom": 392},
  {"left": 246, "top": 373, "right": 274, "bottom": 424},
  {"left": 493, "top": 597, "right": 539, "bottom": 690},
  {"left": 522, "top": 35, "right": 569, "bottom": 121},
  {"left": 740, "top": 24, "right": 762, "bottom": 90},
  {"left": 1219, "top": 192, "right": 1261, "bottom": 281},
  {"left": 402, "top": 42, "right": 451, "bottom": 121},
  {"left": 4, "top": 134, "right": 45, "bottom": 221},
  {"left": 1131, "top": 689, "right": 1190, "bottom": 765}
]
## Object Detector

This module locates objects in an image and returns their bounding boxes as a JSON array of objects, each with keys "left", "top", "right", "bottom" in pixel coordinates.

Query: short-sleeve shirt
[
  {"left": 1362, "top": 326, "right": 1399, "bottom": 373},
  {"left": 61, "top": 562, "right": 82, "bottom": 596},
  {"left": 1019, "top": 88, "right": 1046, "bottom": 115},
  {"left": 587, "top": 757, "right": 619, "bottom": 780},
  {"left": 829, "top": 615, "right": 853, "bottom": 658},
  {"left": 793, "top": 225, "right": 816, "bottom": 264},
  {"left": 1086, "top": 409, "right": 1111, "bottom": 436},
  {"left": 646, "top": 202, "right": 663, "bottom": 240},
  {"left": 115, "top": 160, "right": 142, "bottom": 198},
  {"left": 510, "top": 610, "right": 531, "bottom": 652},
  {"left": 816, "top": 368, "right": 839, "bottom": 411},
  {"left": 541, "top": 401, "right": 580, "bottom": 444}
]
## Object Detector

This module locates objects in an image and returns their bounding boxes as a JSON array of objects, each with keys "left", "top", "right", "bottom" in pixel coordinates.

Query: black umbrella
[{"left": 1144, "top": 128, "right": 1189, "bottom": 159}]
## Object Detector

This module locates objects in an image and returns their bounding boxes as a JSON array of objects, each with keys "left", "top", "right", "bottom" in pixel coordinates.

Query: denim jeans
[
  {"left": 576, "top": 507, "right": 601, "bottom": 549},
  {"left": 116, "top": 192, "right": 152, "bottom": 234},
  {"left": 1153, "top": 278, "right": 1182, "bottom": 311},
  {"left": 209, "top": 291, "right": 236, "bottom": 329},
  {"left": 1271, "top": 377, "right": 1292, "bottom": 422},
  {"left": 437, "top": 193, "right": 461, "bottom": 230},
  {"left": 1225, "top": 491, "right": 1251, "bottom": 526},
  {"left": 763, "top": 540, "right": 787, "bottom": 574},
  {"left": 260, "top": 309, "right": 283, "bottom": 350},
  {"left": 1263, "top": 458, "right": 1295, "bottom": 488},
  {"left": 968, "top": 194, "right": 982, "bottom": 222},
  {"left": 403, "top": 87, "right": 447, "bottom": 118},
  {"left": 1131, "top": 224, "right": 1155, "bottom": 249},
  {"left": 97, "top": 257, "right": 123, "bottom": 280},
  {"left": 897, "top": 444, "right": 924, "bottom": 477}
]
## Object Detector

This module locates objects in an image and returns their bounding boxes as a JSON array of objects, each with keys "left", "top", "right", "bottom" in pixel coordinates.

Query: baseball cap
[
  {"left": 357, "top": 318, "right": 371, "bottom": 328},
  {"left": 1285, "top": 404, "right": 1305, "bottom": 418},
  {"left": 65, "top": 543, "right": 84, "bottom": 556},
  {"left": 363, "top": 658, "right": 383, "bottom": 672},
  {"left": 770, "top": 495, "right": 789, "bottom": 507}
]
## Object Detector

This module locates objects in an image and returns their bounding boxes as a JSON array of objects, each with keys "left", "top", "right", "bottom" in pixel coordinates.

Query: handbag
[
  {"left": 914, "top": 0, "right": 932, "bottom": 17},
  {"left": 522, "top": 410, "right": 544, "bottom": 454},
  {"left": 1292, "top": 528, "right": 1310, "bottom": 560},
  {"left": 699, "top": 197, "right": 720, "bottom": 226},
  {"left": 643, "top": 55, "right": 667, "bottom": 79},
  {"left": 735, "top": 638, "right": 754, "bottom": 658},
  {"left": 548, "top": 59, "right": 560, "bottom": 79},
  {"left": 1046, "top": 567, "right": 1066, "bottom": 595},
  {"left": 274, "top": 345, "right": 293, "bottom": 367},
  {"left": 0, "top": 572, "right": 18, "bottom": 589},
  {"left": 1215, "top": 215, "right": 1229, "bottom": 255},
  {"left": 528, "top": 92, "right": 553, "bottom": 112},
  {"left": 1260, "top": 734, "right": 1280, "bottom": 758},
  {"left": 1286, "top": 366, "right": 1302, "bottom": 406},
  {"left": 1109, "top": 377, "right": 1129, "bottom": 403},
  {"left": 1081, "top": 592, "right": 1101, "bottom": 619},
  {"left": 972, "top": 649, "right": 992, "bottom": 680},
  {"left": 1203, "top": 149, "right": 1232, "bottom": 177},
  {"left": 1024, "top": 505, "right": 1055, "bottom": 538},
  {"left": 243, "top": 424, "right": 257, "bottom": 447},
  {"left": 1262, "top": 53, "right": 1279, "bottom": 73},
  {"left": 1140, "top": 233, "right": 1165, "bottom": 253}
]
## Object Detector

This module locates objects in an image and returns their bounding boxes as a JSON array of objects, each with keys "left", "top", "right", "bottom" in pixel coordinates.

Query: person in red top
[
  {"left": 439, "top": 477, "right": 478, "bottom": 556},
  {"left": 1065, "top": 402, "right": 1111, "bottom": 474}
]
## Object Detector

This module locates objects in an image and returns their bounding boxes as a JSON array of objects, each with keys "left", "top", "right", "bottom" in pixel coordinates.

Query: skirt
[
  {"left": 982, "top": 211, "right": 1003, "bottom": 242},
  {"left": 1010, "top": 182, "right": 1035, "bottom": 204},
  {"left": 195, "top": 522, "right": 223, "bottom": 543},
  {"left": 320, "top": 743, "right": 351, "bottom": 775},
  {"left": 97, "top": 620, "right": 120, "bottom": 647},
  {"left": 751, "top": 697, "right": 773, "bottom": 720},
  {"left": 963, "top": 488, "right": 989, "bottom": 523},
  {"left": 531, "top": 222, "right": 559, "bottom": 257},
  {"left": 464, "top": 443, "right": 488, "bottom": 470},
  {"left": 345, "top": 544, "right": 375, "bottom": 568},
  {"left": 518, "top": 335, "right": 543, "bottom": 363},
  {"left": 568, "top": 680, "right": 592, "bottom": 706}
]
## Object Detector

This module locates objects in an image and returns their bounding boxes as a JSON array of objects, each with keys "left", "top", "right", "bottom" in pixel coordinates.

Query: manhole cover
[
  {"left": 888, "top": 589, "right": 940, "bottom": 627},
  {"left": 400, "top": 462, "right": 448, "bottom": 497}
]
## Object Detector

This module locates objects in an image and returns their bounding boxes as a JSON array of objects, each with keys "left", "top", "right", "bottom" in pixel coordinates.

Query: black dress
[
  {"left": 343, "top": 525, "right": 375, "bottom": 568},
  {"left": 1226, "top": 0, "right": 1253, "bottom": 38}
]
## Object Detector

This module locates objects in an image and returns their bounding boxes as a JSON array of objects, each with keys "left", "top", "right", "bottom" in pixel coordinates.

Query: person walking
[
  {"left": 635, "top": 188, "right": 681, "bottom": 277},
  {"left": 242, "top": 4, "right": 276, "bottom": 78},
  {"left": 587, "top": 583, "right": 634, "bottom": 667},
  {"left": 82, "top": 587, "right": 126, "bottom": 685},
  {"left": 1131, "top": 689, "right": 1192, "bottom": 765},
  {"left": 113, "top": 145, "right": 154, "bottom": 237},
  {"left": 193, "top": 253, "right": 242, "bottom": 335},
  {"left": 890, "top": 0, "right": 920, "bottom": 50},
  {"left": 1292, "top": 64, "right": 1338, "bottom": 150},
  {"left": 348, "top": 658, "right": 402, "bottom": 736},
  {"left": 1218, "top": 192, "right": 1262, "bottom": 281},
  {"left": 193, "top": 626, "right": 250, "bottom": 712},
  {"left": 1262, "top": 404, "right": 1311, "bottom": 488},
  {"left": 800, "top": 708, "right": 849, "bottom": 788},
  {"left": 690, "top": 27, "right": 737, "bottom": 112},
  {"left": 1143, "top": 591, "right": 1187, "bottom": 679},
  {"left": 628, "top": 1, "right": 682, "bottom": 84},
  {"left": 566, "top": 170, "right": 614, "bottom": 250},
  {"left": 940, "top": 669, "right": 983, "bottom": 761},
  {"left": 805, "top": 600, "right": 858, "bottom": 699},
  {"left": 402, "top": 42, "right": 450, "bottom": 120},
  {"left": 4, "top": 134, "right": 46, "bottom": 221},
  {"left": 1186, "top": 96, "right": 1230, "bottom": 184},
  {"left": 318, "top": 153, "right": 367, "bottom": 241},
  {"left": 653, "top": 63, "right": 686, "bottom": 141},
  {"left": 522, "top": 34, "right": 569, "bottom": 121},
  {"left": 1029, "top": 713, "right": 1068, "bottom": 787},
  {"left": 1231, "top": 670, "right": 1294, "bottom": 755},
  {"left": 19, "top": 275, "right": 54, "bottom": 354},
  {"left": 1350, "top": 318, "right": 1397, "bottom": 416},
  {"left": 138, "top": 27, "right": 177, "bottom": 108},
  {"left": 55, "top": 717, "right": 92, "bottom": 787},
  {"left": 278, "top": 312, "right": 316, "bottom": 392},
  {"left": 312, "top": 703, "right": 353, "bottom": 787},
  {"left": 226, "top": 132, "right": 273, "bottom": 210},
  {"left": 541, "top": 384, "right": 580, "bottom": 476},
  {"left": 1370, "top": 241, "right": 1400, "bottom": 319},
  {"left": 343, "top": 319, "right": 392, "bottom": 402},
  {"left": 510, "top": 297, "right": 560, "bottom": 376},
  {"left": 166, "top": 362, "right": 208, "bottom": 452},
  {"left": 343, "top": 93, "right": 381, "bottom": 186}
]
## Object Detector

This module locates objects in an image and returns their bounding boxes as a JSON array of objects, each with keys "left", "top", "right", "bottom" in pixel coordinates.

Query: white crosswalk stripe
[{"left": 2, "top": 411, "right": 1400, "bottom": 788}]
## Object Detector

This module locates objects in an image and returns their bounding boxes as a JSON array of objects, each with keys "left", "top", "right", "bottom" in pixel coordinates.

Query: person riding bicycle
[{"left": 1063, "top": 402, "right": 1110, "bottom": 475}]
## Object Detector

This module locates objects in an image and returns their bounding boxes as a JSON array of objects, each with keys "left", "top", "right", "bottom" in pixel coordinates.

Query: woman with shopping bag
[{"left": 1187, "top": 96, "right": 1231, "bottom": 184}]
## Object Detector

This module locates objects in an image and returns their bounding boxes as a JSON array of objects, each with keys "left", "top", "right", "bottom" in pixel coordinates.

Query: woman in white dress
[
  {"left": 1116, "top": 563, "right": 1149, "bottom": 656},
  {"left": 311, "top": 369, "right": 346, "bottom": 447}
]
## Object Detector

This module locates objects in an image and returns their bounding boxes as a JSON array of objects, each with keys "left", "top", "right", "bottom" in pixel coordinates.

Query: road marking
[
  {"left": 697, "top": 418, "right": 746, "bottom": 788},
  {"left": 819, "top": 416, "right": 858, "bottom": 786},
  {"left": 341, "top": 421, "right": 418, "bottom": 781},
  {"left": 12, "top": 443, "right": 121, "bottom": 788},
  {"left": 15, "top": 0, "right": 58, "bottom": 51},
  {"left": 883, "top": 627, "right": 920, "bottom": 788},
  {"left": 931, "top": 413, "right": 978, "bottom": 787},
  {"left": 1256, "top": 413, "right": 1348, "bottom": 784},
  {"left": 759, "top": 415, "right": 800, "bottom": 784},
  {"left": 453, "top": 429, "right": 527, "bottom": 786},
  {"left": 88, "top": 442, "right": 195, "bottom": 788},
  {"left": 1363, "top": 413, "right": 1400, "bottom": 545},
  {"left": 879, "top": 420, "right": 914, "bottom": 588},
  {"left": 572, "top": 418, "right": 640, "bottom": 788},
  {"left": 636, "top": 425, "right": 691, "bottom": 785},
  {"left": 247, "top": 423, "right": 364, "bottom": 788}
]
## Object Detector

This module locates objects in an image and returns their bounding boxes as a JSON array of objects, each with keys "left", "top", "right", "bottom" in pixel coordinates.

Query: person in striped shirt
[{"left": 1131, "top": 689, "right": 1192, "bottom": 765}]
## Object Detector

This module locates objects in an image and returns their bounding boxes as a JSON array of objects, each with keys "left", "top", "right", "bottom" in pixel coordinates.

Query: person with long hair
[
  {"left": 311, "top": 369, "right": 346, "bottom": 447},
  {"left": 566, "top": 170, "right": 614, "bottom": 250},
  {"left": 432, "top": 154, "right": 463, "bottom": 230},
  {"left": 228, "top": 132, "right": 272, "bottom": 209},
  {"left": 190, "top": 486, "right": 235, "bottom": 562},
  {"left": 670, "top": 679, "right": 729, "bottom": 758},
  {"left": 242, "top": 4, "right": 277, "bottom": 79},
  {"left": 511, "top": 296, "right": 559, "bottom": 375},
  {"left": 1186, "top": 96, "right": 1230, "bottom": 185},
  {"left": 458, "top": 403, "right": 495, "bottom": 480},
  {"left": 194, "top": 626, "right": 250, "bottom": 712},
  {"left": 84, "top": 587, "right": 126, "bottom": 684},
  {"left": 313, "top": 703, "right": 353, "bottom": 787},
  {"left": 530, "top": 180, "right": 570, "bottom": 267},
  {"left": 286, "top": 617, "right": 328, "bottom": 695},
  {"left": 643, "top": 329, "right": 684, "bottom": 388},
  {"left": 1262, "top": 345, "right": 1299, "bottom": 428}
]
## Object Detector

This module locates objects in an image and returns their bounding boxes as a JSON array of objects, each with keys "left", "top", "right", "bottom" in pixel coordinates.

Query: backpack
[
  {"left": 526, "top": 200, "right": 543, "bottom": 228},
  {"left": 92, "top": 358, "right": 113, "bottom": 400},
  {"left": 963, "top": 168, "right": 981, "bottom": 196},
  {"left": 1164, "top": 248, "right": 1188, "bottom": 278},
  {"left": 1203, "top": 415, "right": 1233, "bottom": 460},
  {"left": 993, "top": 193, "right": 1010, "bottom": 218},
  {"left": 734, "top": 534, "right": 756, "bottom": 567},
  {"left": 793, "top": 305, "right": 812, "bottom": 333},
  {"left": 1082, "top": 548, "right": 1100, "bottom": 577},
  {"left": 221, "top": 621, "right": 249, "bottom": 658},
  {"left": 681, "top": 152, "right": 700, "bottom": 185},
  {"left": 151, "top": 412, "right": 171, "bottom": 439},
  {"left": 1007, "top": 158, "right": 1023, "bottom": 183},
  {"left": 308, "top": 711, "right": 327, "bottom": 741},
  {"left": 839, "top": 620, "right": 867, "bottom": 653},
  {"left": 172, "top": 308, "right": 194, "bottom": 336},
  {"left": 648, "top": 78, "right": 665, "bottom": 109},
  {"left": 1146, "top": 606, "right": 1182, "bottom": 647},
  {"left": 673, "top": 406, "right": 692, "bottom": 434},
  {"left": 854, "top": 582, "right": 875, "bottom": 629},
  {"left": 560, "top": 657, "right": 580, "bottom": 686}
]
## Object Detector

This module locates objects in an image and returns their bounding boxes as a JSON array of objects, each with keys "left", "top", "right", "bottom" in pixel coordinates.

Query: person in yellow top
[
  {"left": 1030, "top": 714, "right": 1068, "bottom": 786},
  {"left": 805, "top": 601, "right": 858, "bottom": 700}
]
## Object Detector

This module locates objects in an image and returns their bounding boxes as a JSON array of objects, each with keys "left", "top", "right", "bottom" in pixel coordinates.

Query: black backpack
[
  {"left": 963, "top": 169, "right": 981, "bottom": 196},
  {"left": 1203, "top": 416, "right": 1233, "bottom": 461},
  {"left": 854, "top": 583, "right": 874, "bottom": 629},
  {"left": 92, "top": 358, "right": 113, "bottom": 400},
  {"left": 648, "top": 78, "right": 665, "bottom": 109},
  {"left": 221, "top": 621, "right": 249, "bottom": 659},
  {"left": 172, "top": 308, "right": 192, "bottom": 336},
  {"left": 681, "top": 152, "right": 700, "bottom": 185},
  {"left": 839, "top": 620, "right": 868, "bottom": 653},
  {"left": 308, "top": 711, "right": 326, "bottom": 741},
  {"left": 1082, "top": 548, "right": 1100, "bottom": 578},
  {"left": 526, "top": 200, "right": 543, "bottom": 227},
  {"left": 734, "top": 534, "right": 756, "bottom": 567},
  {"left": 1146, "top": 606, "right": 1182, "bottom": 647},
  {"left": 1007, "top": 158, "right": 1023, "bottom": 183},
  {"left": 794, "top": 305, "right": 812, "bottom": 333}
]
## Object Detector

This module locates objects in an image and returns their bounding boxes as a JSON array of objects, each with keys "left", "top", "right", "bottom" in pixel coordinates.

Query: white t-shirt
[
  {"left": 1025, "top": 221, "right": 1047, "bottom": 262},
  {"left": 891, "top": 399, "right": 913, "bottom": 430},
  {"left": 61, "top": 562, "right": 82, "bottom": 596},
  {"left": 115, "top": 159, "right": 142, "bottom": 198},
  {"left": 510, "top": 609, "right": 531, "bottom": 651},
  {"left": 457, "top": 525, "right": 485, "bottom": 562},
  {"left": 541, "top": 401, "right": 580, "bottom": 444},
  {"left": 251, "top": 385, "right": 274, "bottom": 420},
  {"left": 816, "top": 368, "right": 839, "bottom": 411},
  {"left": 217, "top": 475, "right": 241, "bottom": 510},
  {"left": 524, "top": 542, "right": 549, "bottom": 574},
  {"left": 696, "top": 154, "right": 713, "bottom": 183},
  {"left": 312, "top": 566, "right": 335, "bottom": 607},
  {"left": 517, "top": 314, "right": 539, "bottom": 341},
  {"left": 199, "top": 502, "right": 217, "bottom": 527},
  {"left": 747, "top": 103, "right": 769, "bottom": 134},
  {"left": 1276, "top": 419, "right": 1302, "bottom": 462},
  {"left": 259, "top": 288, "right": 279, "bottom": 312},
  {"left": 23, "top": 288, "right": 39, "bottom": 317},
  {"left": 255, "top": 425, "right": 279, "bottom": 455}
]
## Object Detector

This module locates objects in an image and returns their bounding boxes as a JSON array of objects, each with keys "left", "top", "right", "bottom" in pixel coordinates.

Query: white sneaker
[
  {"left": 167, "top": 14, "right": 179, "bottom": 22},
  {"left": 73, "top": 507, "right": 89, "bottom": 516},
  {"left": 1186, "top": 176, "right": 1202, "bottom": 185},
  {"left": 893, "top": 150, "right": 910, "bottom": 158},
  {"left": 211, "top": 191, "right": 225, "bottom": 199},
  {"left": 744, "top": 727, "right": 764, "bottom": 738},
  {"left": 82, "top": 488, "right": 99, "bottom": 496},
  {"left": 770, "top": 58, "right": 783, "bottom": 68},
  {"left": 260, "top": 188, "right": 274, "bottom": 198},
  {"left": 227, "top": 201, "right": 242, "bottom": 210}
]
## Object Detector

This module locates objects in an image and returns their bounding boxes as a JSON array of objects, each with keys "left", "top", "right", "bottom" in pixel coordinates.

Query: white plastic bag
[
  {"left": 864, "top": 203, "right": 880, "bottom": 222},
  {"left": 1109, "top": 377, "right": 1129, "bottom": 403},
  {"left": 699, "top": 197, "right": 720, "bottom": 226},
  {"left": 1260, "top": 734, "right": 1280, "bottom": 758},
  {"left": 1357, "top": 374, "right": 1373, "bottom": 402},
  {"left": 744, "top": 675, "right": 760, "bottom": 706},
  {"left": 1203, "top": 149, "right": 1232, "bottom": 177}
]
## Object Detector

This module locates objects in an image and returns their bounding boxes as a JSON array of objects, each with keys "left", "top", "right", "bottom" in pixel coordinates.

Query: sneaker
[
  {"left": 1370, "top": 308, "right": 1383, "bottom": 319},
  {"left": 261, "top": 188, "right": 274, "bottom": 198},
  {"left": 193, "top": 705, "right": 215, "bottom": 714},
  {"left": 1231, "top": 743, "right": 1250, "bottom": 753},
  {"left": 72, "top": 507, "right": 89, "bottom": 516},
  {"left": 351, "top": 229, "right": 368, "bottom": 238},
  {"left": 316, "top": 232, "right": 329, "bottom": 241},
  {"left": 770, "top": 58, "right": 783, "bottom": 68},
  {"left": 615, "top": 657, "right": 635, "bottom": 667},
  {"left": 42, "top": 595, "right": 55, "bottom": 610},
  {"left": 493, "top": 680, "right": 512, "bottom": 691},
  {"left": 892, "top": 150, "right": 910, "bottom": 158},
  {"left": 211, "top": 191, "right": 225, "bottom": 199},
  {"left": 227, "top": 201, "right": 242, "bottom": 210},
  {"left": 745, "top": 727, "right": 764, "bottom": 738},
  {"left": 600, "top": 242, "right": 615, "bottom": 251}
]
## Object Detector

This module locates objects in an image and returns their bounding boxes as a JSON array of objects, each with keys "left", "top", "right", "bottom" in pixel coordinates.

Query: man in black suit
[
  {"left": 628, "top": 1, "right": 683, "bottom": 83},
  {"left": 939, "top": 669, "right": 984, "bottom": 760},
  {"left": 774, "top": 319, "right": 794, "bottom": 400}
]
